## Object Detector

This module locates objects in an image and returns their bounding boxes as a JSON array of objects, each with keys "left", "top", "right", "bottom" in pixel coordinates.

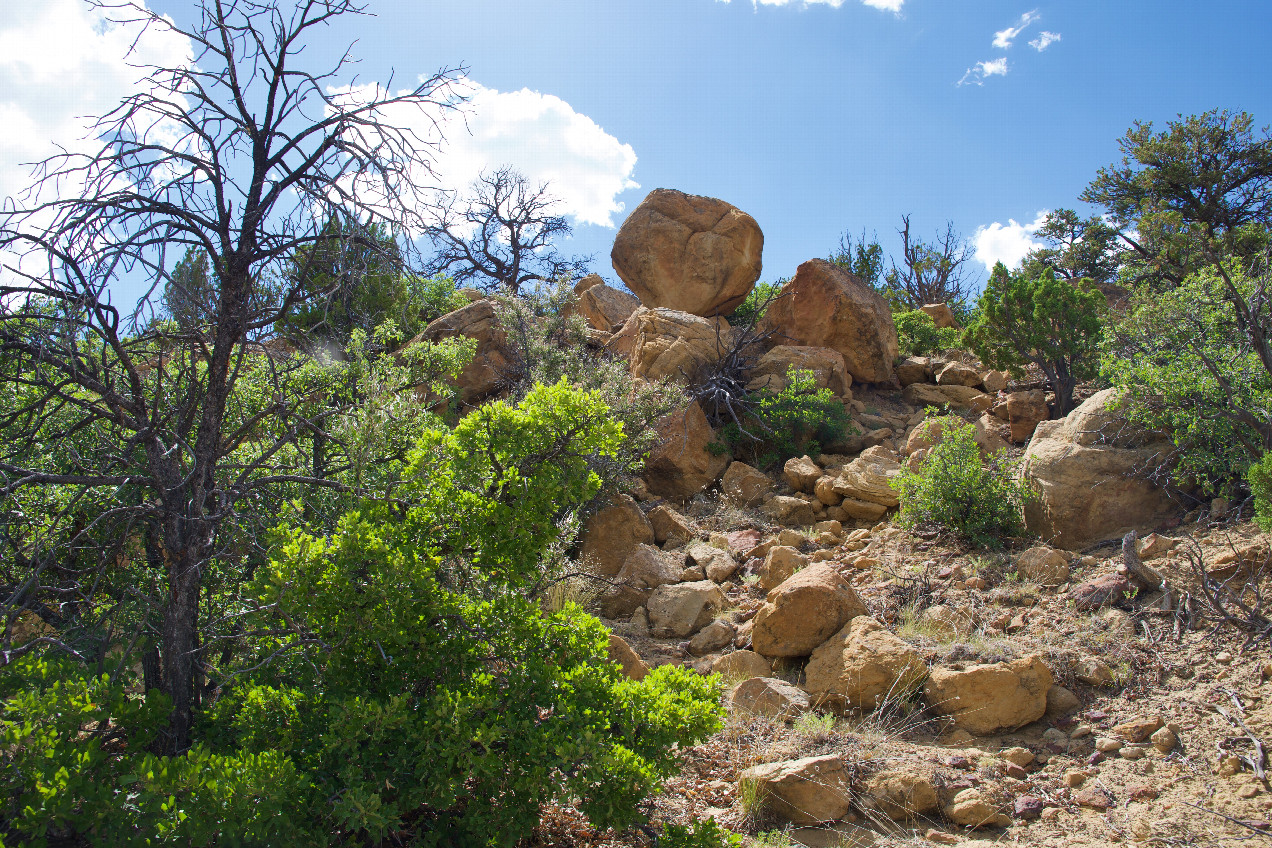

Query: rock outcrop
[{"left": 625, "top": 308, "right": 733, "bottom": 382}]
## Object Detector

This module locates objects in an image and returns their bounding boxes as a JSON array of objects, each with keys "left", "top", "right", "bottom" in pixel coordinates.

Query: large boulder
[
  {"left": 751, "top": 564, "right": 869, "bottom": 657},
  {"left": 761, "top": 259, "right": 898, "bottom": 384},
  {"left": 643, "top": 402, "right": 730, "bottom": 501},
  {"left": 410, "top": 300, "right": 514, "bottom": 405},
  {"left": 647, "top": 580, "right": 727, "bottom": 638},
  {"left": 924, "top": 654, "right": 1053, "bottom": 735},
  {"left": 758, "top": 546, "right": 808, "bottom": 591},
  {"left": 1021, "top": 389, "right": 1177, "bottom": 550},
  {"left": 738, "top": 756, "right": 853, "bottom": 825},
  {"left": 575, "top": 281, "right": 639, "bottom": 332},
  {"left": 713, "top": 650, "right": 773, "bottom": 680},
  {"left": 580, "top": 495, "right": 654, "bottom": 577},
  {"left": 624, "top": 308, "right": 733, "bottom": 382},
  {"left": 611, "top": 189, "right": 763, "bottom": 317},
  {"left": 805, "top": 617, "right": 928, "bottom": 712},
  {"left": 730, "top": 677, "right": 811, "bottom": 720},
  {"left": 747, "top": 345, "right": 853, "bottom": 398}
]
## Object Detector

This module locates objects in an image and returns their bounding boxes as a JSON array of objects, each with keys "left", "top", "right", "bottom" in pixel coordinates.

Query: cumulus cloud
[
  {"left": 957, "top": 57, "right": 1009, "bottom": 86},
  {"left": 992, "top": 9, "right": 1040, "bottom": 49},
  {"left": 972, "top": 211, "right": 1048, "bottom": 272},
  {"left": 0, "top": 0, "right": 191, "bottom": 206},
  {"left": 1029, "top": 30, "right": 1061, "bottom": 51}
]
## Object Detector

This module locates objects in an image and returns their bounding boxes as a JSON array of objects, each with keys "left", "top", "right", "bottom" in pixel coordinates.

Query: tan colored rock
[
  {"left": 730, "top": 676, "right": 811, "bottom": 719},
  {"left": 752, "top": 564, "right": 869, "bottom": 657},
  {"left": 764, "top": 496, "right": 818, "bottom": 527},
  {"left": 576, "top": 281, "right": 639, "bottom": 332},
  {"left": 1021, "top": 389, "right": 1177, "bottom": 550},
  {"left": 904, "top": 415, "right": 1008, "bottom": 459},
  {"left": 688, "top": 543, "right": 739, "bottom": 583},
  {"left": 627, "top": 308, "right": 733, "bottom": 382},
  {"left": 759, "top": 546, "right": 809, "bottom": 591},
  {"left": 410, "top": 300, "right": 514, "bottom": 405},
  {"left": 712, "top": 649, "right": 773, "bottom": 681},
  {"left": 835, "top": 498, "right": 889, "bottom": 521},
  {"left": 643, "top": 402, "right": 730, "bottom": 501},
  {"left": 864, "top": 768, "right": 939, "bottom": 821},
  {"left": 935, "top": 361, "right": 982, "bottom": 388},
  {"left": 921, "top": 302, "right": 958, "bottom": 329},
  {"left": 902, "top": 383, "right": 992, "bottom": 412},
  {"left": 580, "top": 494, "right": 655, "bottom": 577},
  {"left": 600, "top": 544, "right": 683, "bottom": 618},
  {"left": 784, "top": 455, "right": 823, "bottom": 493},
  {"left": 831, "top": 446, "right": 902, "bottom": 508},
  {"left": 611, "top": 188, "right": 763, "bottom": 317},
  {"left": 896, "top": 356, "right": 931, "bottom": 387},
  {"left": 1016, "top": 545, "right": 1071, "bottom": 586},
  {"left": 722, "top": 461, "right": 774, "bottom": 507},
  {"left": 1007, "top": 390, "right": 1050, "bottom": 443},
  {"left": 924, "top": 654, "right": 1053, "bottom": 735},
  {"left": 647, "top": 580, "right": 727, "bottom": 638},
  {"left": 917, "top": 604, "right": 974, "bottom": 639},
  {"left": 805, "top": 617, "right": 927, "bottom": 712},
  {"left": 689, "top": 618, "right": 737, "bottom": 655},
  {"left": 1046, "top": 685, "right": 1081, "bottom": 716},
  {"left": 607, "top": 633, "right": 649, "bottom": 681},
  {"left": 1113, "top": 716, "right": 1164, "bottom": 743},
  {"left": 761, "top": 259, "right": 898, "bottom": 384},
  {"left": 944, "top": 788, "right": 1009, "bottom": 829},
  {"left": 648, "top": 505, "right": 695, "bottom": 547},
  {"left": 813, "top": 476, "right": 843, "bottom": 506},
  {"left": 981, "top": 370, "right": 1008, "bottom": 393},
  {"left": 573, "top": 273, "right": 604, "bottom": 294},
  {"left": 738, "top": 755, "right": 853, "bottom": 825},
  {"left": 748, "top": 345, "right": 853, "bottom": 398}
]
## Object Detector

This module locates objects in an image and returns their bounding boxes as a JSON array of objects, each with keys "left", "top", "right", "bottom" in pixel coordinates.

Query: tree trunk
[{"left": 160, "top": 542, "right": 203, "bottom": 755}]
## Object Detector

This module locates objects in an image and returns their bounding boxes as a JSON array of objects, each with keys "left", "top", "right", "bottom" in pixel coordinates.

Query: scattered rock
[
  {"left": 1069, "top": 573, "right": 1132, "bottom": 611},
  {"left": 738, "top": 755, "right": 854, "bottom": 825},
  {"left": 917, "top": 604, "right": 975, "bottom": 639},
  {"left": 600, "top": 544, "right": 683, "bottom": 617},
  {"left": 410, "top": 300, "right": 514, "bottom": 405},
  {"left": 943, "top": 788, "right": 1009, "bottom": 829},
  {"left": 647, "top": 581, "right": 727, "bottom": 638},
  {"left": 689, "top": 618, "right": 738, "bottom": 655},
  {"left": 1006, "top": 390, "right": 1049, "bottom": 443},
  {"left": 648, "top": 504, "right": 695, "bottom": 547},
  {"left": 981, "top": 370, "right": 1008, "bottom": 393},
  {"left": 643, "top": 402, "right": 730, "bottom": 501},
  {"left": 935, "top": 361, "right": 982, "bottom": 388},
  {"left": 1016, "top": 545, "right": 1071, "bottom": 586},
  {"left": 730, "top": 676, "right": 812, "bottom": 720},
  {"left": 924, "top": 654, "right": 1053, "bottom": 735},
  {"left": 752, "top": 564, "right": 870, "bottom": 657},
  {"left": 607, "top": 633, "right": 649, "bottom": 680},
  {"left": 1073, "top": 785, "right": 1114, "bottom": 811},
  {"left": 1113, "top": 716, "right": 1164, "bottom": 743},
  {"left": 580, "top": 494, "right": 655, "bottom": 577},
  {"left": 831, "top": 446, "right": 902, "bottom": 510},
  {"left": 784, "top": 455, "right": 824, "bottom": 493},
  {"left": 1074, "top": 657, "right": 1114, "bottom": 686},
  {"left": 722, "top": 461, "right": 774, "bottom": 507},
  {"left": 805, "top": 616, "right": 928, "bottom": 712},
  {"left": 765, "top": 496, "right": 819, "bottom": 528},
  {"left": 896, "top": 356, "right": 931, "bottom": 386},
  {"left": 921, "top": 302, "right": 958, "bottom": 329},
  {"left": 1151, "top": 726, "right": 1178, "bottom": 753},
  {"left": 1013, "top": 795, "right": 1044, "bottom": 820}
]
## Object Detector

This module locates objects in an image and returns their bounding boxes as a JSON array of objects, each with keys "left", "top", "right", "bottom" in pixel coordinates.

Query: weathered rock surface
[
  {"left": 607, "top": 633, "right": 649, "bottom": 680},
  {"left": 761, "top": 259, "right": 898, "bottom": 384},
  {"left": 758, "top": 546, "right": 809, "bottom": 591},
  {"left": 688, "top": 618, "right": 737, "bottom": 655},
  {"left": 712, "top": 649, "right": 773, "bottom": 680},
  {"left": 599, "top": 544, "right": 683, "bottom": 618},
  {"left": 1021, "top": 389, "right": 1177, "bottom": 550},
  {"left": 643, "top": 402, "right": 730, "bottom": 501},
  {"left": 764, "top": 496, "right": 818, "bottom": 527},
  {"left": 935, "top": 361, "right": 982, "bottom": 388},
  {"left": 921, "top": 302, "right": 959, "bottom": 329},
  {"left": 575, "top": 281, "right": 639, "bottom": 332},
  {"left": 944, "top": 788, "right": 1010, "bottom": 829},
  {"left": 688, "top": 543, "right": 739, "bottom": 582},
  {"left": 648, "top": 504, "right": 694, "bottom": 547},
  {"left": 730, "top": 676, "right": 811, "bottom": 720},
  {"left": 924, "top": 654, "right": 1053, "bottom": 735},
  {"left": 580, "top": 494, "right": 654, "bottom": 577},
  {"left": 1007, "top": 390, "right": 1050, "bottom": 443},
  {"left": 895, "top": 356, "right": 931, "bottom": 386},
  {"left": 752, "top": 564, "right": 869, "bottom": 657},
  {"left": 647, "top": 580, "right": 727, "bottom": 638},
  {"left": 1016, "top": 545, "right": 1071, "bottom": 586},
  {"left": 748, "top": 345, "right": 853, "bottom": 398},
  {"left": 805, "top": 617, "right": 927, "bottom": 712},
  {"left": 611, "top": 189, "right": 763, "bottom": 317},
  {"left": 864, "top": 768, "right": 939, "bottom": 821},
  {"left": 831, "top": 446, "right": 902, "bottom": 510},
  {"left": 722, "top": 461, "right": 774, "bottom": 507},
  {"left": 784, "top": 455, "right": 823, "bottom": 493},
  {"left": 411, "top": 300, "right": 514, "bottom": 405},
  {"left": 626, "top": 308, "right": 733, "bottom": 382},
  {"left": 738, "top": 755, "right": 853, "bottom": 825}
]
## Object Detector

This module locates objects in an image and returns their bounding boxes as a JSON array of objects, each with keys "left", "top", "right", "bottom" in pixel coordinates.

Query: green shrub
[
  {"left": 660, "top": 817, "right": 742, "bottom": 848},
  {"left": 730, "top": 281, "right": 783, "bottom": 326},
  {"left": 894, "top": 309, "right": 962, "bottom": 357},
  {"left": 892, "top": 417, "right": 1032, "bottom": 547},
  {"left": 1251, "top": 452, "right": 1272, "bottom": 531},
  {"left": 717, "top": 368, "right": 855, "bottom": 467}
]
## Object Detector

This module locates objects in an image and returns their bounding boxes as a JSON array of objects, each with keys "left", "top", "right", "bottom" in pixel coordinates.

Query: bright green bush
[
  {"left": 894, "top": 309, "right": 961, "bottom": 357},
  {"left": 660, "top": 817, "right": 743, "bottom": 848},
  {"left": 1250, "top": 452, "right": 1272, "bottom": 531},
  {"left": 717, "top": 368, "right": 855, "bottom": 467},
  {"left": 892, "top": 417, "right": 1032, "bottom": 548},
  {"left": 730, "top": 281, "right": 783, "bottom": 326}
]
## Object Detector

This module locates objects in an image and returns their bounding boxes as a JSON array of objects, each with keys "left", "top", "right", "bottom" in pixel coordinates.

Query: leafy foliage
[
  {"left": 660, "top": 817, "right": 743, "bottom": 848},
  {"left": 964, "top": 264, "right": 1104, "bottom": 416},
  {"left": 1021, "top": 208, "right": 1125, "bottom": 287},
  {"left": 894, "top": 309, "right": 961, "bottom": 357},
  {"left": 892, "top": 418, "right": 1031, "bottom": 548},
  {"left": 730, "top": 280, "right": 784, "bottom": 325},
  {"left": 1250, "top": 452, "right": 1272, "bottom": 532},
  {"left": 716, "top": 368, "right": 854, "bottom": 468}
]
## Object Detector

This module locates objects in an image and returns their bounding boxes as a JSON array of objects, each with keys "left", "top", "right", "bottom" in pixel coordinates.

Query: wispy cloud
[
  {"left": 973, "top": 211, "right": 1048, "bottom": 271},
  {"left": 957, "top": 57, "right": 1009, "bottom": 87},
  {"left": 1029, "top": 30, "right": 1061, "bottom": 51},
  {"left": 860, "top": 0, "right": 904, "bottom": 12},
  {"left": 715, "top": 0, "right": 904, "bottom": 11},
  {"left": 992, "top": 9, "right": 1040, "bottom": 49}
]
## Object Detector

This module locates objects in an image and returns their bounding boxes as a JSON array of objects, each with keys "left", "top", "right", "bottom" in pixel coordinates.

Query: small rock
[
  {"left": 1114, "top": 716, "right": 1164, "bottom": 743},
  {"left": 1069, "top": 573, "right": 1132, "bottom": 610},
  {"left": 1000, "top": 747, "right": 1034, "bottom": 767},
  {"left": 1013, "top": 795, "right": 1045, "bottom": 820},
  {"left": 688, "top": 618, "right": 737, "bottom": 655},
  {"left": 1217, "top": 651, "right": 1234, "bottom": 664},
  {"left": 1004, "top": 763, "right": 1028, "bottom": 779},
  {"left": 1095, "top": 737, "right": 1123, "bottom": 753},
  {"left": 712, "top": 650, "right": 772, "bottom": 681},
  {"left": 1120, "top": 745, "right": 1146, "bottom": 760},
  {"left": 944, "top": 788, "right": 1010, "bottom": 829},
  {"left": 1075, "top": 657, "right": 1115, "bottom": 687},
  {"left": 1073, "top": 785, "right": 1114, "bottom": 811},
  {"left": 1046, "top": 684, "right": 1081, "bottom": 716},
  {"left": 1070, "top": 723, "right": 1093, "bottom": 739},
  {"left": 730, "top": 677, "right": 812, "bottom": 720},
  {"left": 1150, "top": 726, "right": 1178, "bottom": 754},
  {"left": 1042, "top": 727, "right": 1070, "bottom": 750},
  {"left": 925, "top": 830, "right": 959, "bottom": 846},
  {"left": 1128, "top": 784, "right": 1159, "bottom": 802},
  {"left": 1063, "top": 770, "right": 1087, "bottom": 788}
]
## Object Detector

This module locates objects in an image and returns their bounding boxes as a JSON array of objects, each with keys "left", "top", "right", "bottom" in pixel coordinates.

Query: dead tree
[
  {"left": 0, "top": 0, "right": 464, "bottom": 754},
  {"left": 885, "top": 215, "right": 977, "bottom": 309}
]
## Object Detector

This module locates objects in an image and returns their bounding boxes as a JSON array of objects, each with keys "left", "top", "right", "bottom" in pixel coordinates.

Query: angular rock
[
  {"left": 627, "top": 308, "right": 734, "bottom": 382},
  {"left": 1006, "top": 390, "right": 1049, "bottom": 443},
  {"left": 761, "top": 259, "right": 898, "bottom": 384},
  {"left": 896, "top": 356, "right": 931, "bottom": 387},
  {"left": 935, "top": 361, "right": 982, "bottom": 388},
  {"left": 730, "top": 676, "right": 812, "bottom": 719},
  {"left": 924, "top": 654, "right": 1053, "bottom": 735},
  {"left": 1016, "top": 545, "right": 1071, "bottom": 586},
  {"left": 607, "top": 633, "right": 649, "bottom": 681},
  {"left": 580, "top": 494, "right": 655, "bottom": 577},
  {"left": 576, "top": 282, "right": 640, "bottom": 332},
  {"left": 643, "top": 402, "right": 730, "bottom": 501},
  {"left": 600, "top": 544, "right": 684, "bottom": 618},
  {"left": 1069, "top": 573, "right": 1132, "bottom": 610},
  {"left": 784, "top": 455, "right": 824, "bottom": 493},
  {"left": 813, "top": 476, "right": 843, "bottom": 507},
  {"left": 611, "top": 188, "right": 763, "bottom": 317},
  {"left": 921, "top": 303, "right": 958, "bottom": 329},
  {"left": 647, "top": 580, "right": 727, "bottom": 638},
  {"left": 688, "top": 544, "right": 739, "bottom": 583},
  {"left": 831, "top": 446, "right": 902, "bottom": 508},
  {"left": 764, "top": 495, "right": 818, "bottom": 527},
  {"left": 738, "top": 755, "right": 853, "bottom": 825},
  {"left": 724, "top": 528, "right": 765, "bottom": 556},
  {"left": 864, "top": 768, "right": 939, "bottom": 821},
  {"left": 648, "top": 504, "right": 695, "bottom": 547},
  {"left": 722, "top": 461, "right": 774, "bottom": 507},
  {"left": 748, "top": 345, "right": 853, "bottom": 398},
  {"left": 752, "top": 564, "right": 870, "bottom": 657},
  {"left": 689, "top": 618, "right": 738, "bottom": 655},
  {"left": 410, "top": 300, "right": 514, "bottom": 405},
  {"left": 981, "top": 370, "right": 1008, "bottom": 393},
  {"left": 713, "top": 649, "right": 773, "bottom": 681},
  {"left": 1021, "top": 389, "right": 1177, "bottom": 549},
  {"left": 944, "top": 788, "right": 1010, "bottom": 829},
  {"left": 759, "top": 546, "right": 809, "bottom": 591},
  {"left": 805, "top": 617, "right": 928, "bottom": 712}
]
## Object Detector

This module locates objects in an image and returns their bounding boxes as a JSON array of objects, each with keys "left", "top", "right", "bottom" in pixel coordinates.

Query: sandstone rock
[
  {"left": 765, "top": 496, "right": 818, "bottom": 527},
  {"left": 831, "top": 446, "right": 902, "bottom": 509},
  {"left": 410, "top": 300, "right": 514, "bottom": 405},
  {"left": 713, "top": 649, "right": 773, "bottom": 681},
  {"left": 1006, "top": 390, "right": 1049, "bottom": 443},
  {"left": 688, "top": 544, "right": 739, "bottom": 583},
  {"left": 689, "top": 618, "right": 738, "bottom": 655},
  {"left": 1016, "top": 545, "right": 1071, "bottom": 586},
  {"left": 738, "top": 756, "right": 853, "bottom": 825},
  {"left": 576, "top": 282, "right": 640, "bottom": 332},
  {"left": 784, "top": 456, "right": 823, "bottom": 493},
  {"left": 647, "top": 581, "right": 727, "bottom": 638},
  {"left": 611, "top": 188, "right": 763, "bottom": 317},
  {"left": 627, "top": 308, "right": 733, "bottom": 382},
  {"left": 580, "top": 495, "right": 655, "bottom": 577},
  {"left": 981, "top": 370, "right": 1008, "bottom": 393},
  {"left": 722, "top": 461, "right": 774, "bottom": 507},
  {"left": 752, "top": 564, "right": 869, "bottom": 657},
  {"left": 904, "top": 415, "right": 1008, "bottom": 459},
  {"left": 944, "top": 788, "right": 1009, "bottom": 828},
  {"left": 724, "top": 529, "right": 765, "bottom": 556},
  {"left": 921, "top": 302, "right": 959, "bottom": 329},
  {"left": 1022, "top": 389, "right": 1177, "bottom": 550},
  {"left": 864, "top": 768, "right": 939, "bottom": 821},
  {"left": 574, "top": 273, "right": 604, "bottom": 294},
  {"left": 805, "top": 617, "right": 927, "bottom": 712},
  {"left": 924, "top": 654, "right": 1053, "bottom": 735},
  {"left": 600, "top": 544, "right": 684, "bottom": 618},
  {"left": 777, "top": 528, "right": 807, "bottom": 548},
  {"left": 748, "top": 345, "right": 853, "bottom": 398},
  {"left": 903, "top": 383, "right": 992, "bottom": 412},
  {"left": 1046, "top": 685, "right": 1081, "bottom": 717},
  {"left": 643, "top": 402, "right": 730, "bottom": 501},
  {"left": 730, "top": 676, "right": 812, "bottom": 719},
  {"left": 896, "top": 356, "right": 931, "bottom": 387},
  {"left": 917, "top": 604, "right": 975, "bottom": 639},
  {"left": 813, "top": 476, "right": 843, "bottom": 506},
  {"left": 759, "top": 546, "right": 809, "bottom": 591},
  {"left": 1069, "top": 573, "right": 1132, "bottom": 610},
  {"left": 607, "top": 633, "right": 649, "bottom": 680},
  {"left": 1114, "top": 716, "right": 1164, "bottom": 743},
  {"left": 935, "top": 361, "right": 982, "bottom": 388},
  {"left": 648, "top": 505, "right": 695, "bottom": 547},
  {"left": 761, "top": 259, "right": 898, "bottom": 384}
]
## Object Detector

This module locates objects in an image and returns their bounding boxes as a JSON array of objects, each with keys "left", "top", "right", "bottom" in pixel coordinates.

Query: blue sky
[{"left": 2, "top": 1, "right": 1270, "bottom": 295}]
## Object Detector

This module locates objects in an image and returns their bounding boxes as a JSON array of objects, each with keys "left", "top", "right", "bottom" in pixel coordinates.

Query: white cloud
[
  {"left": 859, "top": 0, "right": 905, "bottom": 12},
  {"left": 957, "top": 57, "right": 1009, "bottom": 86},
  {"left": 0, "top": 0, "right": 192, "bottom": 206},
  {"left": 715, "top": 0, "right": 904, "bottom": 11},
  {"left": 992, "top": 9, "right": 1040, "bottom": 49},
  {"left": 973, "top": 211, "right": 1049, "bottom": 272},
  {"left": 1029, "top": 30, "right": 1061, "bottom": 51}
]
